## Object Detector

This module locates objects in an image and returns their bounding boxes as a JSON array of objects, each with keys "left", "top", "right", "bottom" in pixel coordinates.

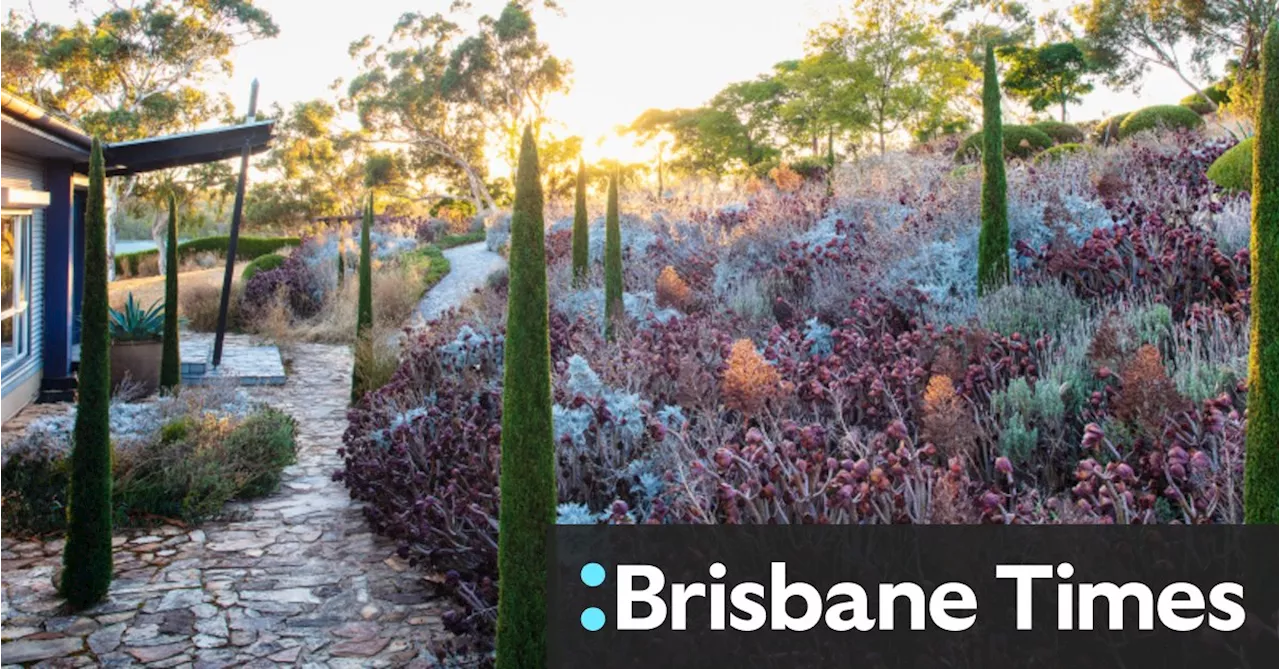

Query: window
[{"left": 2, "top": 213, "right": 33, "bottom": 372}]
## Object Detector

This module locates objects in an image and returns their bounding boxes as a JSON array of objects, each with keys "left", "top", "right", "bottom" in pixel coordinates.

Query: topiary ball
[
  {"left": 954, "top": 125, "right": 1055, "bottom": 163},
  {"left": 1031, "top": 121, "right": 1086, "bottom": 145},
  {"left": 1206, "top": 136, "right": 1255, "bottom": 192},
  {"left": 1118, "top": 105, "right": 1205, "bottom": 139}
]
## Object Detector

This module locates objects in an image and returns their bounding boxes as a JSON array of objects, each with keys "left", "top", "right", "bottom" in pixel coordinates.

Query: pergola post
[{"left": 212, "top": 79, "right": 259, "bottom": 367}]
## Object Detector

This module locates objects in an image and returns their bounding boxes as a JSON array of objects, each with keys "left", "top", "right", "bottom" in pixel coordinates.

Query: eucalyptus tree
[{"left": 1, "top": 0, "right": 279, "bottom": 274}]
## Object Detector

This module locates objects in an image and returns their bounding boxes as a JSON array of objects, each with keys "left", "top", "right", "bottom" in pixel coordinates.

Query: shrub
[
  {"left": 240, "top": 253, "right": 323, "bottom": 322},
  {"left": 160, "top": 195, "right": 180, "bottom": 392},
  {"left": 437, "top": 230, "right": 486, "bottom": 249},
  {"left": 241, "top": 253, "right": 286, "bottom": 282},
  {"left": 721, "top": 339, "right": 784, "bottom": 415},
  {"left": 954, "top": 124, "right": 1054, "bottom": 162},
  {"left": 182, "top": 284, "right": 239, "bottom": 332},
  {"left": 978, "top": 44, "right": 1010, "bottom": 295},
  {"left": 655, "top": 265, "right": 693, "bottom": 311},
  {"left": 1033, "top": 142, "right": 1088, "bottom": 164},
  {"left": 63, "top": 137, "right": 112, "bottom": 608},
  {"left": 769, "top": 163, "right": 803, "bottom": 191},
  {"left": 1093, "top": 113, "right": 1129, "bottom": 145},
  {"left": 789, "top": 156, "right": 829, "bottom": 181},
  {"left": 1118, "top": 105, "right": 1205, "bottom": 138},
  {"left": 1031, "top": 120, "right": 1085, "bottom": 144},
  {"left": 1245, "top": 21, "right": 1278, "bottom": 525},
  {"left": 113, "top": 235, "right": 301, "bottom": 278},
  {"left": 1206, "top": 137, "right": 1255, "bottom": 192},
  {"left": 497, "top": 127, "right": 555, "bottom": 669},
  {"left": 572, "top": 158, "right": 589, "bottom": 285}
]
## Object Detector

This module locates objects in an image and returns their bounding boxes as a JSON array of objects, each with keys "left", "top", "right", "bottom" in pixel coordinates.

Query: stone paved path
[
  {"left": 1, "top": 344, "right": 448, "bottom": 667},
  {"left": 411, "top": 242, "right": 505, "bottom": 328}
]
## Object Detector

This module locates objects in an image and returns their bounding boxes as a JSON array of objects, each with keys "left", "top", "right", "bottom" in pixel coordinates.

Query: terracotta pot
[{"left": 109, "top": 339, "right": 163, "bottom": 396}]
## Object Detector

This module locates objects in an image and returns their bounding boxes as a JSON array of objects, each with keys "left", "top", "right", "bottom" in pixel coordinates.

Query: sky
[{"left": 28, "top": 0, "right": 1207, "bottom": 173}]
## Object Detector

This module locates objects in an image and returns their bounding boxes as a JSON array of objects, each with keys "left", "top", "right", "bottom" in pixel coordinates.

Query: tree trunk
[
  {"left": 151, "top": 209, "right": 169, "bottom": 276},
  {"left": 1061, "top": 99, "right": 1068, "bottom": 123}
]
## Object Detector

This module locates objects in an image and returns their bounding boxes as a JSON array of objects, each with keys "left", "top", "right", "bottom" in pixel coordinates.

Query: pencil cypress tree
[
  {"left": 496, "top": 127, "right": 555, "bottom": 669},
  {"left": 603, "top": 169, "right": 624, "bottom": 338},
  {"left": 159, "top": 193, "right": 180, "bottom": 391},
  {"left": 351, "top": 194, "right": 374, "bottom": 404},
  {"left": 977, "top": 43, "right": 1010, "bottom": 295},
  {"left": 572, "top": 159, "right": 589, "bottom": 286},
  {"left": 357, "top": 192, "right": 373, "bottom": 338},
  {"left": 1245, "top": 20, "right": 1278, "bottom": 525},
  {"left": 61, "top": 138, "right": 113, "bottom": 609},
  {"left": 336, "top": 245, "right": 345, "bottom": 289}
]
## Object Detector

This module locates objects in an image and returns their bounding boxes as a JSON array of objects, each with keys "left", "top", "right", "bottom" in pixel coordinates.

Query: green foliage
[
  {"left": 1207, "top": 137, "right": 1256, "bottom": 192},
  {"left": 160, "top": 195, "right": 180, "bottom": 391},
  {"left": 955, "top": 124, "right": 1055, "bottom": 162},
  {"left": 978, "top": 282, "right": 1087, "bottom": 337},
  {"left": 978, "top": 44, "right": 1010, "bottom": 296},
  {"left": 241, "top": 253, "right": 286, "bottom": 282},
  {"left": 113, "top": 235, "right": 300, "bottom": 278},
  {"left": 572, "top": 159, "right": 589, "bottom": 285},
  {"left": 604, "top": 171, "right": 624, "bottom": 339},
  {"left": 1180, "top": 83, "right": 1230, "bottom": 114},
  {"left": 400, "top": 245, "right": 452, "bottom": 294},
  {"left": 352, "top": 192, "right": 375, "bottom": 404},
  {"left": 437, "top": 230, "right": 487, "bottom": 249},
  {"left": 999, "top": 41, "right": 1096, "bottom": 121},
  {"left": 497, "top": 127, "right": 555, "bottom": 669},
  {"left": 1092, "top": 113, "right": 1130, "bottom": 144},
  {"left": 1245, "top": 21, "right": 1278, "bottom": 525},
  {"left": 1117, "top": 105, "right": 1205, "bottom": 138},
  {"left": 1031, "top": 121, "right": 1086, "bottom": 144},
  {"left": 62, "top": 138, "right": 112, "bottom": 609},
  {"left": 108, "top": 293, "right": 164, "bottom": 342},
  {"left": 1033, "top": 142, "right": 1089, "bottom": 164}
]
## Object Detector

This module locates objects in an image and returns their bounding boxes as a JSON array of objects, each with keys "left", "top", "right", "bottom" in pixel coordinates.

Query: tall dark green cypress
[
  {"left": 977, "top": 43, "right": 1010, "bottom": 295},
  {"left": 62, "top": 138, "right": 113, "bottom": 608},
  {"left": 159, "top": 193, "right": 180, "bottom": 391},
  {"left": 496, "top": 127, "right": 555, "bottom": 669},
  {"left": 1245, "top": 20, "right": 1278, "bottom": 525},
  {"left": 351, "top": 193, "right": 374, "bottom": 404},
  {"left": 571, "top": 158, "right": 589, "bottom": 285},
  {"left": 357, "top": 192, "right": 373, "bottom": 337},
  {"left": 603, "top": 169, "right": 624, "bottom": 339}
]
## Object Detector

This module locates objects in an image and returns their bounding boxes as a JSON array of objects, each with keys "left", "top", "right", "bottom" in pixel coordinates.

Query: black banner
[{"left": 549, "top": 526, "right": 1277, "bottom": 668}]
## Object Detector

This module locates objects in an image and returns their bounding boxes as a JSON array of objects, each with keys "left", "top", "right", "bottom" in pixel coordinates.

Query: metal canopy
[{"left": 83, "top": 120, "right": 276, "bottom": 177}]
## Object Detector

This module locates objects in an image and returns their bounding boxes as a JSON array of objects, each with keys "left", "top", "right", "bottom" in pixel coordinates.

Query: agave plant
[{"left": 108, "top": 294, "right": 164, "bottom": 342}]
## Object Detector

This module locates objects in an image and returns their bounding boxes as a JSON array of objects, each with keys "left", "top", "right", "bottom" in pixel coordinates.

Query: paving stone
[
  {"left": 0, "top": 636, "right": 84, "bottom": 664},
  {"left": 1, "top": 340, "right": 458, "bottom": 665}
]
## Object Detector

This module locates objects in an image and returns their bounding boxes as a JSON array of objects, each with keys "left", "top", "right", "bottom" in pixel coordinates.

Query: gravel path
[{"left": 411, "top": 242, "right": 506, "bottom": 328}]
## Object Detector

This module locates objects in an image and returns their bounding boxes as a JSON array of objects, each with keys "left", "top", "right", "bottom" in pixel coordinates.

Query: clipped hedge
[
  {"left": 114, "top": 235, "right": 301, "bottom": 278},
  {"left": 1206, "top": 137, "right": 1255, "bottom": 192},
  {"left": 1093, "top": 113, "right": 1130, "bottom": 145},
  {"left": 1118, "top": 105, "right": 1205, "bottom": 139},
  {"left": 241, "top": 253, "right": 286, "bottom": 282},
  {"left": 954, "top": 125, "right": 1055, "bottom": 163},
  {"left": 1033, "top": 142, "right": 1089, "bottom": 164},
  {"left": 1031, "top": 121, "right": 1085, "bottom": 145}
]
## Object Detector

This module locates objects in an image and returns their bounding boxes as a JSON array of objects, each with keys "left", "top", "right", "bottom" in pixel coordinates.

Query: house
[{"left": 1, "top": 91, "right": 274, "bottom": 421}]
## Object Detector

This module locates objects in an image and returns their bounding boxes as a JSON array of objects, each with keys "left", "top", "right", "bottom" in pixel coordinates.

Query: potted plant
[{"left": 108, "top": 293, "right": 165, "bottom": 395}]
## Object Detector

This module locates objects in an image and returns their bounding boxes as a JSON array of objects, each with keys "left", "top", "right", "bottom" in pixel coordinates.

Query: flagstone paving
[{"left": 1, "top": 343, "right": 449, "bottom": 667}]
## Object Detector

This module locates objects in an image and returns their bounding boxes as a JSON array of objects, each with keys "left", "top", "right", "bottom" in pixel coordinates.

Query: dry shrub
[
  {"left": 744, "top": 176, "right": 766, "bottom": 195},
  {"left": 721, "top": 339, "right": 783, "bottom": 415},
  {"left": 920, "top": 375, "right": 977, "bottom": 457},
  {"left": 352, "top": 333, "right": 402, "bottom": 403},
  {"left": 770, "top": 164, "right": 803, "bottom": 192},
  {"left": 655, "top": 265, "right": 693, "bottom": 311},
  {"left": 1115, "top": 344, "right": 1188, "bottom": 436},
  {"left": 181, "top": 284, "right": 240, "bottom": 332}
]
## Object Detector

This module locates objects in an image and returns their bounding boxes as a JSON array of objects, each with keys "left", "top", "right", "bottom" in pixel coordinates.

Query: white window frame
[{"left": 2, "top": 212, "right": 34, "bottom": 375}]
